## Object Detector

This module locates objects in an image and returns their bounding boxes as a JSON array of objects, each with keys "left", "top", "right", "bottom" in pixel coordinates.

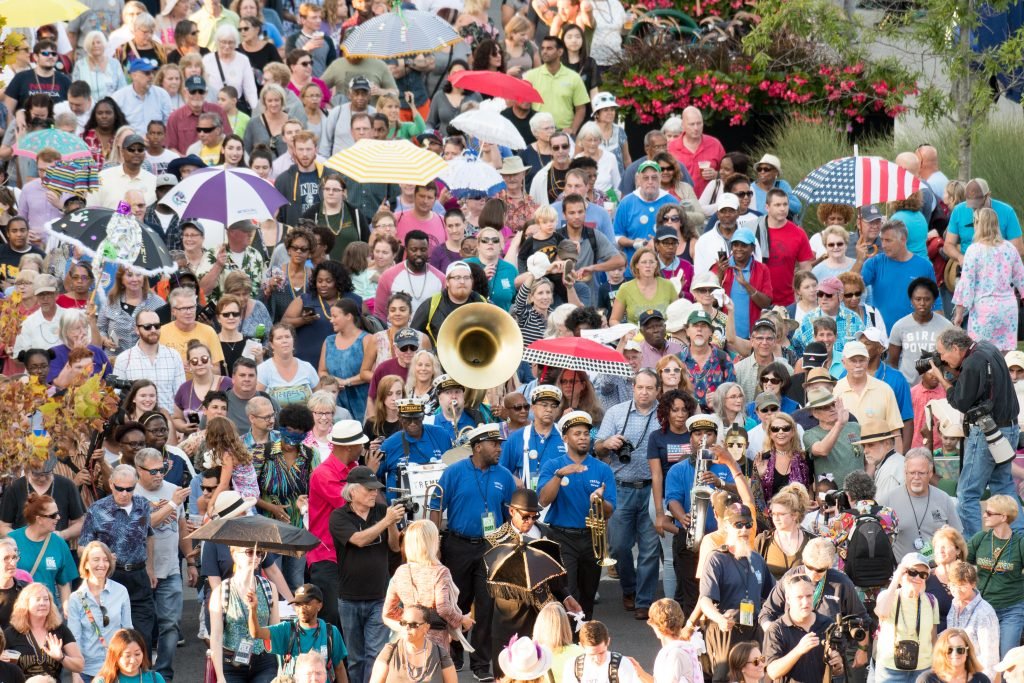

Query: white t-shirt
[
  {"left": 256, "top": 358, "right": 320, "bottom": 406},
  {"left": 562, "top": 652, "right": 640, "bottom": 683},
  {"left": 653, "top": 641, "right": 701, "bottom": 683}
]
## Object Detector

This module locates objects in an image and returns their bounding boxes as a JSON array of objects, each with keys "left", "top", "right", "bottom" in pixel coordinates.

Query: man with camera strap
[
  {"left": 764, "top": 574, "right": 847, "bottom": 683},
  {"left": 594, "top": 368, "right": 661, "bottom": 621}
]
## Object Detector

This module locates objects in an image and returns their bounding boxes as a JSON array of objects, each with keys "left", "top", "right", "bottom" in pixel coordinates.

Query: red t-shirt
[
  {"left": 667, "top": 134, "right": 726, "bottom": 195},
  {"left": 765, "top": 221, "right": 814, "bottom": 306}
]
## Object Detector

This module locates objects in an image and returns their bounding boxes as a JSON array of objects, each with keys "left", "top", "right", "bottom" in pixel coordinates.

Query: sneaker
[
  {"left": 177, "top": 638, "right": 186, "bottom": 647},
  {"left": 453, "top": 659, "right": 464, "bottom": 672},
  {"left": 473, "top": 672, "right": 496, "bottom": 682}
]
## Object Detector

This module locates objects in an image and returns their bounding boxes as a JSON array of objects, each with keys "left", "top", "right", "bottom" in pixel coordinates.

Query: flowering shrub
[{"left": 633, "top": 0, "right": 754, "bottom": 17}]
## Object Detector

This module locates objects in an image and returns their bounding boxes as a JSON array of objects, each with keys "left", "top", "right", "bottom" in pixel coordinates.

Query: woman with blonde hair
[
  {"left": 503, "top": 14, "right": 539, "bottom": 76},
  {"left": 203, "top": 25, "right": 258, "bottom": 116},
  {"left": 383, "top": 520, "right": 470, "bottom": 652},
  {"left": 66, "top": 541, "right": 132, "bottom": 680},
  {"left": 406, "top": 350, "right": 441, "bottom": 403},
  {"left": 655, "top": 355, "right": 692, "bottom": 396},
  {"left": 532, "top": 602, "right": 582, "bottom": 683},
  {"left": 72, "top": 32, "right": 126, "bottom": 100},
  {"left": 178, "top": 52, "right": 206, "bottom": 80},
  {"left": 511, "top": 276, "right": 556, "bottom": 348},
  {"left": 4, "top": 582, "right": 85, "bottom": 679},
  {"left": 812, "top": 224, "right": 856, "bottom": 281},
  {"left": 918, "top": 628, "right": 987, "bottom": 683},
  {"left": 970, "top": 494, "right": 1024, "bottom": 657},
  {"left": 928, "top": 525, "right": 968, "bottom": 631},
  {"left": 609, "top": 247, "right": 676, "bottom": 325},
  {"left": 154, "top": 63, "right": 185, "bottom": 110},
  {"left": 754, "top": 483, "right": 811, "bottom": 580},
  {"left": 952, "top": 207, "right": 1024, "bottom": 351},
  {"left": 754, "top": 412, "right": 810, "bottom": 500}
]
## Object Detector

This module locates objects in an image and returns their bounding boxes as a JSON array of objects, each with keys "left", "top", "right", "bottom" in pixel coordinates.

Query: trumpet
[{"left": 586, "top": 495, "right": 617, "bottom": 567}]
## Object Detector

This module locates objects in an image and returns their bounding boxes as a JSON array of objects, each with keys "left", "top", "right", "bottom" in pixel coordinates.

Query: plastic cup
[{"left": 2, "top": 650, "right": 19, "bottom": 662}]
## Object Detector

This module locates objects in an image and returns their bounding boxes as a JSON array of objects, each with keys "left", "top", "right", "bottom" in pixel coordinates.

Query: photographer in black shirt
[{"left": 932, "top": 328, "right": 1021, "bottom": 538}]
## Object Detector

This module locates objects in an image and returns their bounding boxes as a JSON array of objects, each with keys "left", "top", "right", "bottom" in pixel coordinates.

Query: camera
[
  {"left": 821, "top": 489, "right": 850, "bottom": 510},
  {"left": 824, "top": 614, "right": 869, "bottom": 667},
  {"left": 915, "top": 350, "right": 946, "bottom": 376},
  {"left": 965, "top": 402, "right": 1016, "bottom": 464},
  {"left": 394, "top": 494, "right": 420, "bottom": 516},
  {"left": 615, "top": 441, "right": 635, "bottom": 464},
  {"left": 105, "top": 375, "right": 135, "bottom": 392}
]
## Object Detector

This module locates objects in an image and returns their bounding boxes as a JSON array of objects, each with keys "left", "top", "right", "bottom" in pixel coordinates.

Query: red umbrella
[
  {"left": 522, "top": 337, "right": 632, "bottom": 378},
  {"left": 448, "top": 70, "right": 544, "bottom": 104}
]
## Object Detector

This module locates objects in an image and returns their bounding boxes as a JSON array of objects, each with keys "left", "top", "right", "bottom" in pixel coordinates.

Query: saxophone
[{"left": 687, "top": 433, "right": 714, "bottom": 550}]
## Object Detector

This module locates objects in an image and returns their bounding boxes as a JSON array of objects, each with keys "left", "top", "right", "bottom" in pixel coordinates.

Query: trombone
[{"left": 585, "top": 495, "right": 617, "bottom": 567}]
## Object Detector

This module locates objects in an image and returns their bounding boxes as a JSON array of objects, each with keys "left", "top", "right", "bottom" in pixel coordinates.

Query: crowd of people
[{"left": 2, "top": 1, "right": 1024, "bottom": 683}]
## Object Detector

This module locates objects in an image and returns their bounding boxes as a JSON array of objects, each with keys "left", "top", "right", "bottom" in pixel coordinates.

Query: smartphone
[
  {"left": 187, "top": 412, "right": 200, "bottom": 426},
  {"left": 717, "top": 250, "right": 727, "bottom": 262},
  {"left": 302, "top": 306, "right": 317, "bottom": 317}
]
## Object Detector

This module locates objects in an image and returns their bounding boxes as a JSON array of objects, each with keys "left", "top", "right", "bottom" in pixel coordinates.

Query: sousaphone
[{"left": 436, "top": 303, "right": 524, "bottom": 390}]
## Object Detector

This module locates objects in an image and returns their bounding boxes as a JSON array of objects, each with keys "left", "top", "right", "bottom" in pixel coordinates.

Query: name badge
[
  {"left": 739, "top": 600, "right": 754, "bottom": 627},
  {"left": 481, "top": 512, "right": 496, "bottom": 534},
  {"left": 233, "top": 637, "right": 254, "bottom": 666}
]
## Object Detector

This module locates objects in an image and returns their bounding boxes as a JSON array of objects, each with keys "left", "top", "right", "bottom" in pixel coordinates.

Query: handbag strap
[
  {"left": 893, "top": 591, "right": 922, "bottom": 640},
  {"left": 981, "top": 530, "right": 1011, "bottom": 594},
  {"left": 29, "top": 533, "right": 51, "bottom": 577},
  {"left": 214, "top": 53, "right": 227, "bottom": 84}
]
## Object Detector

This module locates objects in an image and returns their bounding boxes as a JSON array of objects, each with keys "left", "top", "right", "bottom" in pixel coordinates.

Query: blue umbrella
[{"left": 341, "top": 7, "right": 460, "bottom": 58}]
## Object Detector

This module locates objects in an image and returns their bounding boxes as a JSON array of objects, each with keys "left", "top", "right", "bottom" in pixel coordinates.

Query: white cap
[
  {"left": 717, "top": 193, "right": 740, "bottom": 211},
  {"left": 858, "top": 327, "right": 889, "bottom": 347},
  {"left": 842, "top": 341, "right": 869, "bottom": 359}
]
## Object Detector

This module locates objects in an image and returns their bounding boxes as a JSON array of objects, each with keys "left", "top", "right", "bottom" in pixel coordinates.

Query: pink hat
[{"left": 818, "top": 277, "right": 844, "bottom": 295}]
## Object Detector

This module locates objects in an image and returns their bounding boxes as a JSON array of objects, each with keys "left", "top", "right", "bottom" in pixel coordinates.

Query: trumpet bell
[
  {"left": 436, "top": 302, "right": 524, "bottom": 390},
  {"left": 598, "top": 556, "right": 617, "bottom": 567}
]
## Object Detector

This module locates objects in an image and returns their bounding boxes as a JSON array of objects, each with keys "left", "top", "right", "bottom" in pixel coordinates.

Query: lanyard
[
  {"left": 522, "top": 424, "right": 556, "bottom": 482},
  {"left": 905, "top": 486, "right": 931, "bottom": 542},
  {"left": 893, "top": 592, "right": 922, "bottom": 640},
  {"left": 623, "top": 400, "right": 655, "bottom": 452},
  {"left": 472, "top": 464, "right": 493, "bottom": 514}
]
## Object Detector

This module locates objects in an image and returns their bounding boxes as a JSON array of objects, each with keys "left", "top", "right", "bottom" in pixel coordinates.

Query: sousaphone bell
[{"left": 436, "top": 302, "right": 524, "bottom": 390}]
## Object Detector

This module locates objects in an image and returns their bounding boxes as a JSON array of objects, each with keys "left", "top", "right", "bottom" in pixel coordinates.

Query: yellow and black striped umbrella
[{"left": 325, "top": 139, "right": 448, "bottom": 185}]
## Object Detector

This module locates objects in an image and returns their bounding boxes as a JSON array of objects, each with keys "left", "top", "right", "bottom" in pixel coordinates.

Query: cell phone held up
[{"left": 302, "top": 306, "right": 317, "bottom": 318}]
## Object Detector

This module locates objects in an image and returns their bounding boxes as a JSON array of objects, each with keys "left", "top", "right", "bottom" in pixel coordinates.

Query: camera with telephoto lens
[
  {"left": 105, "top": 375, "right": 135, "bottom": 392},
  {"left": 394, "top": 494, "right": 420, "bottom": 516},
  {"left": 915, "top": 350, "right": 947, "bottom": 376},
  {"left": 825, "top": 614, "right": 869, "bottom": 667},
  {"left": 821, "top": 489, "right": 850, "bottom": 510},
  {"left": 615, "top": 441, "right": 636, "bottom": 464},
  {"left": 965, "top": 402, "right": 1016, "bottom": 464}
]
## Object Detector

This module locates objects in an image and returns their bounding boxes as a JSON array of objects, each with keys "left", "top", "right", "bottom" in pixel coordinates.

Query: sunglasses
[
  {"left": 189, "top": 355, "right": 211, "bottom": 365},
  {"left": 38, "top": 51, "right": 57, "bottom": 57},
  {"left": 551, "top": 144, "right": 570, "bottom": 151},
  {"left": 137, "top": 323, "right": 160, "bottom": 331},
  {"left": 817, "top": 291, "right": 835, "bottom": 298},
  {"left": 196, "top": 127, "right": 217, "bottom": 133},
  {"left": 220, "top": 311, "right": 241, "bottom": 318},
  {"left": 39, "top": 511, "right": 60, "bottom": 519},
  {"left": 746, "top": 657, "right": 766, "bottom": 666},
  {"left": 905, "top": 568, "right": 928, "bottom": 579},
  {"left": 139, "top": 465, "right": 168, "bottom": 476},
  {"left": 804, "top": 564, "right": 829, "bottom": 574},
  {"left": 663, "top": 215, "right": 681, "bottom": 222},
  {"left": 733, "top": 521, "right": 754, "bottom": 530},
  {"left": 398, "top": 345, "right": 418, "bottom": 353},
  {"left": 242, "top": 548, "right": 265, "bottom": 557},
  {"left": 659, "top": 166, "right": 674, "bottom": 172},
  {"left": 756, "top": 166, "right": 775, "bottom": 172},
  {"left": 399, "top": 620, "right": 425, "bottom": 628},
  {"left": 480, "top": 237, "right": 501, "bottom": 244},
  {"left": 734, "top": 191, "right": 754, "bottom": 198},
  {"left": 843, "top": 291, "right": 864, "bottom": 298},
  {"left": 769, "top": 425, "right": 793, "bottom": 433},
  {"left": 298, "top": 61, "right": 312, "bottom": 67},
  {"left": 98, "top": 604, "right": 110, "bottom": 627},
  {"left": 761, "top": 376, "right": 782, "bottom": 385},
  {"left": 113, "top": 484, "right": 136, "bottom": 493},
  {"left": 983, "top": 510, "right": 1004, "bottom": 517},
  {"left": 947, "top": 646, "right": 968, "bottom": 655},
  {"left": 758, "top": 405, "right": 779, "bottom": 413},
  {"left": 826, "top": 242, "right": 846, "bottom": 248},
  {"left": 289, "top": 244, "right": 310, "bottom": 253},
  {"left": 509, "top": 404, "right": 529, "bottom": 411}
]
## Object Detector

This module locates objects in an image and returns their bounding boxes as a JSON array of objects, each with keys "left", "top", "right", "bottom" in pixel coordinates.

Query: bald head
[
  {"left": 894, "top": 152, "right": 920, "bottom": 176},
  {"left": 682, "top": 106, "right": 703, "bottom": 142},
  {"left": 916, "top": 144, "right": 939, "bottom": 175}
]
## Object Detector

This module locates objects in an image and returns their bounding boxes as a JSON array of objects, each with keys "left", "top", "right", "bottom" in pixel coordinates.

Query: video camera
[
  {"left": 824, "top": 614, "right": 869, "bottom": 671},
  {"left": 386, "top": 487, "right": 421, "bottom": 517},
  {"left": 105, "top": 375, "right": 135, "bottom": 392}
]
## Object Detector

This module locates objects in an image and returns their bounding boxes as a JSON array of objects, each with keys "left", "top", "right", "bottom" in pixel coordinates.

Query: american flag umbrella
[
  {"left": 161, "top": 167, "right": 288, "bottom": 225},
  {"left": 794, "top": 155, "right": 922, "bottom": 208},
  {"left": 325, "top": 139, "right": 448, "bottom": 185},
  {"left": 522, "top": 337, "right": 633, "bottom": 378},
  {"left": 341, "top": 8, "right": 460, "bottom": 58}
]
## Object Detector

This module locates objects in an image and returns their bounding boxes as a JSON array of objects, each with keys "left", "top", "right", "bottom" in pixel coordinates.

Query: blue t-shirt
[
  {"left": 431, "top": 458, "right": 515, "bottom": 537},
  {"left": 947, "top": 198, "right": 1022, "bottom": 253},
  {"left": 891, "top": 209, "right": 930, "bottom": 260},
  {"left": 499, "top": 424, "right": 566, "bottom": 488},
  {"left": 613, "top": 190, "right": 678, "bottom": 270},
  {"left": 377, "top": 425, "right": 452, "bottom": 502},
  {"left": 729, "top": 257, "right": 754, "bottom": 338},
  {"left": 265, "top": 618, "right": 348, "bottom": 673},
  {"left": 664, "top": 459, "right": 735, "bottom": 533},
  {"left": 537, "top": 455, "right": 617, "bottom": 528},
  {"left": 646, "top": 429, "right": 691, "bottom": 489},
  {"left": 95, "top": 672, "right": 166, "bottom": 683},
  {"left": 860, "top": 254, "right": 939, "bottom": 334},
  {"left": 9, "top": 527, "right": 78, "bottom": 605}
]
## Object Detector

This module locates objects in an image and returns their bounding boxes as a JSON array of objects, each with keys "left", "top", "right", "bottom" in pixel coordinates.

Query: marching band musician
[
  {"left": 376, "top": 397, "right": 452, "bottom": 503},
  {"left": 429, "top": 423, "right": 516, "bottom": 682},
  {"left": 537, "top": 411, "right": 617, "bottom": 622},
  {"left": 499, "top": 385, "right": 566, "bottom": 490},
  {"left": 485, "top": 488, "right": 583, "bottom": 678},
  {"left": 426, "top": 374, "right": 482, "bottom": 442},
  {"left": 664, "top": 414, "right": 738, "bottom": 615}
]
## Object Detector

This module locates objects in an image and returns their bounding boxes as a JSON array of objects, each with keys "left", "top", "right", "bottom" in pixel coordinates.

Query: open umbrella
[
  {"left": 325, "top": 139, "right": 448, "bottom": 185},
  {"left": 438, "top": 153, "right": 506, "bottom": 199},
  {"left": 162, "top": 167, "right": 287, "bottom": 225},
  {"left": 793, "top": 153, "right": 921, "bottom": 208},
  {"left": 0, "top": 0, "right": 88, "bottom": 26},
  {"left": 522, "top": 337, "right": 633, "bottom": 378},
  {"left": 49, "top": 205, "right": 177, "bottom": 276},
  {"left": 448, "top": 70, "right": 544, "bottom": 104},
  {"left": 341, "top": 8, "right": 460, "bottom": 58},
  {"left": 450, "top": 98, "right": 527, "bottom": 150},
  {"left": 187, "top": 515, "right": 321, "bottom": 557},
  {"left": 485, "top": 538, "right": 566, "bottom": 603},
  {"left": 13, "top": 129, "right": 92, "bottom": 161},
  {"left": 44, "top": 159, "right": 101, "bottom": 195}
]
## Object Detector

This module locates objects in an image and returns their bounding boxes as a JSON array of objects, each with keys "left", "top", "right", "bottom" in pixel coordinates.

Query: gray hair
[
  {"left": 0, "top": 538, "right": 18, "bottom": 555},
  {"left": 293, "top": 652, "right": 327, "bottom": 675},
  {"left": 168, "top": 287, "right": 197, "bottom": 307},
  {"left": 661, "top": 115, "right": 683, "bottom": 136},
  {"left": 802, "top": 537, "right": 836, "bottom": 568},
  {"left": 215, "top": 23, "right": 240, "bottom": 45},
  {"left": 83, "top": 30, "right": 108, "bottom": 50},
  {"left": 904, "top": 447, "right": 934, "bottom": 471},
  {"left": 938, "top": 327, "right": 973, "bottom": 351},
  {"left": 307, "top": 390, "right": 336, "bottom": 413},
  {"left": 528, "top": 111, "right": 555, "bottom": 135},
  {"left": 110, "top": 464, "right": 139, "bottom": 485},
  {"left": 260, "top": 83, "right": 287, "bottom": 106},
  {"left": 58, "top": 309, "right": 89, "bottom": 345},
  {"left": 134, "top": 447, "right": 164, "bottom": 468},
  {"left": 341, "top": 482, "right": 364, "bottom": 502},
  {"left": 880, "top": 219, "right": 908, "bottom": 241},
  {"left": 843, "top": 470, "right": 875, "bottom": 502},
  {"left": 544, "top": 303, "right": 578, "bottom": 339},
  {"left": 576, "top": 121, "right": 601, "bottom": 142},
  {"left": 198, "top": 111, "right": 221, "bottom": 127},
  {"left": 133, "top": 12, "right": 156, "bottom": 30}
]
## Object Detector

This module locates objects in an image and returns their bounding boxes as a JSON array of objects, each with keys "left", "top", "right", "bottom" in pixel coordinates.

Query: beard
[{"left": 730, "top": 536, "right": 753, "bottom": 560}]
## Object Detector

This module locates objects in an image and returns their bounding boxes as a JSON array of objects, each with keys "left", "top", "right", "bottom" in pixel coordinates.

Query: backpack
[
  {"left": 844, "top": 506, "right": 897, "bottom": 588},
  {"left": 282, "top": 618, "right": 338, "bottom": 681},
  {"left": 574, "top": 651, "right": 623, "bottom": 683}
]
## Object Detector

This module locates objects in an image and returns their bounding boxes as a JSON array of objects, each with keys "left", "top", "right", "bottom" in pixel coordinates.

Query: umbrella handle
[{"left": 428, "top": 44, "right": 454, "bottom": 104}]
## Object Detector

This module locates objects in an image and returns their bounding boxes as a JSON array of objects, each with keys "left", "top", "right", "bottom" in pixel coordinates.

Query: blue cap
[
  {"left": 127, "top": 57, "right": 159, "bottom": 73},
  {"left": 730, "top": 228, "right": 757, "bottom": 246}
]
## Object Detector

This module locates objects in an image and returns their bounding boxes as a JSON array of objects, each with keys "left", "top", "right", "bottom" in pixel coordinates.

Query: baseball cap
[
  {"left": 349, "top": 75, "right": 371, "bottom": 91},
  {"left": 802, "top": 342, "right": 830, "bottom": 368},
  {"left": 687, "top": 310, "right": 713, "bottom": 327},
  {"left": 717, "top": 193, "right": 740, "bottom": 211},
  {"left": 347, "top": 466, "right": 384, "bottom": 490},
  {"left": 654, "top": 225, "right": 679, "bottom": 242},
  {"left": 899, "top": 552, "right": 931, "bottom": 571},
  {"left": 858, "top": 327, "right": 889, "bottom": 347},
  {"left": 1007, "top": 350, "right": 1024, "bottom": 370},
  {"left": 637, "top": 160, "right": 660, "bottom": 175},
  {"left": 185, "top": 75, "right": 207, "bottom": 92},
  {"left": 289, "top": 584, "right": 324, "bottom": 604},
  {"left": 156, "top": 173, "right": 177, "bottom": 188},
  {"left": 860, "top": 204, "right": 883, "bottom": 222},
  {"left": 393, "top": 327, "right": 420, "bottom": 350},
  {"left": 127, "top": 57, "right": 159, "bottom": 73},
  {"left": 122, "top": 134, "right": 145, "bottom": 149},
  {"left": 591, "top": 91, "right": 618, "bottom": 112},
  {"left": 638, "top": 308, "right": 665, "bottom": 326},
  {"left": 445, "top": 260, "right": 471, "bottom": 278},
  {"left": 751, "top": 318, "right": 776, "bottom": 335},
  {"left": 33, "top": 274, "right": 58, "bottom": 295},
  {"left": 818, "top": 277, "right": 844, "bottom": 295},
  {"left": 730, "top": 228, "right": 756, "bottom": 246},
  {"left": 755, "top": 392, "right": 780, "bottom": 411},
  {"left": 724, "top": 504, "right": 754, "bottom": 525},
  {"left": 842, "top": 341, "right": 869, "bottom": 359}
]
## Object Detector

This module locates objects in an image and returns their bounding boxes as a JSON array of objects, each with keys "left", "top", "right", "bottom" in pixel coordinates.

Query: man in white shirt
[
  {"left": 113, "top": 310, "right": 187, "bottom": 413},
  {"left": 89, "top": 134, "right": 157, "bottom": 209},
  {"left": 562, "top": 621, "right": 639, "bottom": 683},
  {"left": 111, "top": 58, "right": 172, "bottom": 134},
  {"left": 12, "top": 275, "right": 66, "bottom": 357}
]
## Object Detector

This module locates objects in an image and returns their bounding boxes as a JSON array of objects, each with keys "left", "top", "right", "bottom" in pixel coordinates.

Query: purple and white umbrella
[{"left": 161, "top": 167, "right": 288, "bottom": 231}]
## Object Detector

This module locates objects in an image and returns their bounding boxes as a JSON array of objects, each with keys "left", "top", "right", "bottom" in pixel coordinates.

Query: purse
[{"left": 892, "top": 592, "right": 922, "bottom": 671}]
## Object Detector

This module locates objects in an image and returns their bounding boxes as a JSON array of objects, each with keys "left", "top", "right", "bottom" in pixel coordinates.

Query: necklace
[
  {"left": 404, "top": 262, "right": 427, "bottom": 300},
  {"left": 548, "top": 164, "right": 566, "bottom": 197},
  {"left": 33, "top": 69, "right": 56, "bottom": 95},
  {"left": 318, "top": 293, "right": 338, "bottom": 318}
]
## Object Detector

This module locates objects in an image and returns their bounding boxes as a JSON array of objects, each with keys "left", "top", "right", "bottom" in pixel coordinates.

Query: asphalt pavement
[{"left": 169, "top": 566, "right": 664, "bottom": 682}]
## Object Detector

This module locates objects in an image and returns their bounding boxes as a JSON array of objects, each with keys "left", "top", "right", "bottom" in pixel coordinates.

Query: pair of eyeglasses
[
  {"left": 479, "top": 237, "right": 501, "bottom": 245},
  {"left": 663, "top": 215, "right": 681, "bottom": 223},
  {"left": 508, "top": 404, "right": 529, "bottom": 411},
  {"left": 659, "top": 166, "right": 673, "bottom": 173},
  {"left": 761, "top": 376, "right": 782, "bottom": 385},
  {"left": 39, "top": 511, "right": 60, "bottom": 519},
  {"left": 756, "top": 165, "right": 775, "bottom": 173},
  {"left": 746, "top": 656, "right": 766, "bottom": 666},
  {"left": 121, "top": 441, "right": 146, "bottom": 450},
  {"left": 220, "top": 311, "right": 241, "bottom": 318},
  {"left": 189, "top": 355, "right": 211, "bottom": 366},
  {"left": 174, "top": 305, "right": 197, "bottom": 312},
  {"left": 139, "top": 465, "right": 168, "bottom": 476},
  {"left": 733, "top": 521, "right": 754, "bottom": 530},
  {"left": 804, "top": 564, "right": 829, "bottom": 574},
  {"left": 137, "top": 323, "right": 160, "bottom": 331},
  {"left": 769, "top": 425, "right": 793, "bottom": 433},
  {"left": 399, "top": 620, "right": 425, "bottom": 628},
  {"left": 551, "top": 144, "right": 569, "bottom": 151},
  {"left": 826, "top": 242, "right": 846, "bottom": 248},
  {"left": 947, "top": 646, "right": 968, "bottom": 655},
  {"left": 113, "top": 484, "right": 136, "bottom": 493},
  {"left": 758, "top": 406, "right": 779, "bottom": 414},
  {"left": 661, "top": 367, "right": 682, "bottom": 374},
  {"left": 843, "top": 291, "right": 863, "bottom": 299}
]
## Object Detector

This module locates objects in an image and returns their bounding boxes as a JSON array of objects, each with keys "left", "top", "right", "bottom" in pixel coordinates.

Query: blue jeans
[
  {"left": 957, "top": 423, "right": 1023, "bottom": 537},
  {"left": 648, "top": 494, "right": 675, "bottom": 599},
  {"left": 875, "top": 667, "right": 928, "bottom": 683},
  {"left": 339, "top": 597, "right": 389, "bottom": 683},
  {"left": 275, "top": 554, "right": 306, "bottom": 592},
  {"left": 153, "top": 573, "right": 183, "bottom": 680},
  {"left": 996, "top": 603, "right": 1024, "bottom": 657},
  {"left": 607, "top": 484, "right": 660, "bottom": 609}
]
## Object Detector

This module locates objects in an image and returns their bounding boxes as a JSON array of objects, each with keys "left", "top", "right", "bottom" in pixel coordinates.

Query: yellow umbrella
[
  {"left": 325, "top": 139, "right": 448, "bottom": 185},
  {"left": 0, "top": 0, "right": 89, "bottom": 27}
]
